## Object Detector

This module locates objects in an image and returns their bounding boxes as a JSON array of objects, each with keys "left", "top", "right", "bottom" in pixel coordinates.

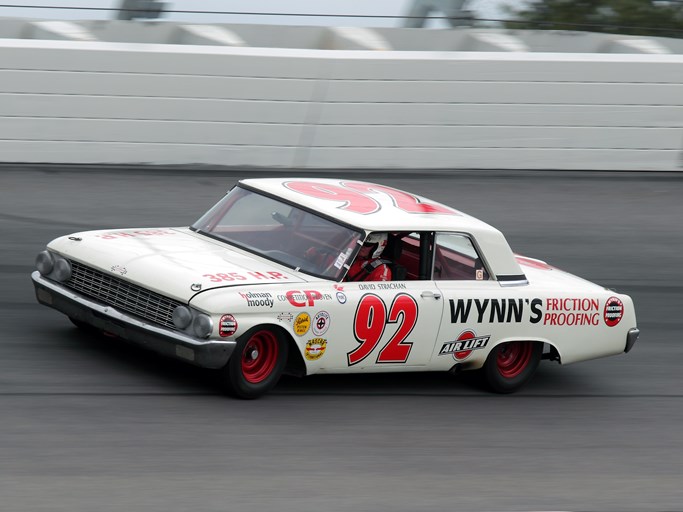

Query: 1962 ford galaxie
[{"left": 32, "top": 178, "right": 639, "bottom": 398}]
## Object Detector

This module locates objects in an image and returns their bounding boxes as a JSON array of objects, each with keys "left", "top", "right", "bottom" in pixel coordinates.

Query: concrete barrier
[{"left": 0, "top": 37, "right": 681, "bottom": 170}]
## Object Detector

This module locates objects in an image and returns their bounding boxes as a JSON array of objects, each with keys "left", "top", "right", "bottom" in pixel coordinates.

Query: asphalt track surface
[{"left": 1, "top": 167, "right": 682, "bottom": 512}]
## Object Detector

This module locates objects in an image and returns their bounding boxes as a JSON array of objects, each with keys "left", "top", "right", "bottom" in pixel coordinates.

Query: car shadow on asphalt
[{"left": 64, "top": 324, "right": 587, "bottom": 398}]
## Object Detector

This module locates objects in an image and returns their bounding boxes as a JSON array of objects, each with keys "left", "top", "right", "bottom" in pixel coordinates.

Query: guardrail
[{"left": 1, "top": 38, "right": 682, "bottom": 170}]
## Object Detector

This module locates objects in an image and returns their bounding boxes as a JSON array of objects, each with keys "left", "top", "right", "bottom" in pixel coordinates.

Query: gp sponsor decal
[
  {"left": 449, "top": 297, "right": 603, "bottom": 326},
  {"left": 204, "top": 271, "right": 288, "bottom": 282},
  {"left": 284, "top": 181, "right": 459, "bottom": 216},
  {"left": 348, "top": 293, "right": 418, "bottom": 366},
  {"left": 439, "top": 330, "right": 490, "bottom": 361},
  {"left": 278, "top": 290, "right": 333, "bottom": 307},
  {"left": 604, "top": 297, "right": 624, "bottom": 327},
  {"left": 294, "top": 312, "right": 311, "bottom": 336},
  {"left": 305, "top": 338, "right": 327, "bottom": 361},
  {"left": 277, "top": 312, "right": 293, "bottom": 323},
  {"left": 312, "top": 311, "right": 331, "bottom": 336},
  {"left": 96, "top": 229, "right": 176, "bottom": 239},
  {"left": 238, "top": 291, "right": 274, "bottom": 308}
]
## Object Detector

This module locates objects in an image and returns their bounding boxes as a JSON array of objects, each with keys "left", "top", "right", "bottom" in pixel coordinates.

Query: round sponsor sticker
[
  {"left": 336, "top": 291, "right": 347, "bottom": 304},
  {"left": 454, "top": 329, "right": 476, "bottom": 361},
  {"left": 219, "top": 314, "right": 238, "bottom": 337},
  {"left": 294, "top": 312, "right": 311, "bottom": 336},
  {"left": 312, "top": 311, "right": 331, "bottom": 336},
  {"left": 305, "top": 338, "right": 327, "bottom": 361},
  {"left": 604, "top": 297, "right": 624, "bottom": 327}
]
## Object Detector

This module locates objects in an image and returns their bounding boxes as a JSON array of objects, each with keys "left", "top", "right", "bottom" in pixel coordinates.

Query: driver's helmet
[{"left": 363, "top": 232, "right": 388, "bottom": 259}]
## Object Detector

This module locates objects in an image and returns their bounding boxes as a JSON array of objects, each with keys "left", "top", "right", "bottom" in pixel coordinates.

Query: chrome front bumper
[{"left": 32, "top": 271, "right": 236, "bottom": 369}]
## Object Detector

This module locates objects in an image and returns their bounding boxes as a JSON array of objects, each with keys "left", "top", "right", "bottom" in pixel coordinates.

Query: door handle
[{"left": 420, "top": 291, "right": 442, "bottom": 300}]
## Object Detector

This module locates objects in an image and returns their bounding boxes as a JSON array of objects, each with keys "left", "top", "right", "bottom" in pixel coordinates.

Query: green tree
[{"left": 503, "top": 0, "right": 683, "bottom": 38}]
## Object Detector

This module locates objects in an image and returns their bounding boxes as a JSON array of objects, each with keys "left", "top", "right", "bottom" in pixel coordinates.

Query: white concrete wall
[{"left": 1, "top": 39, "right": 682, "bottom": 170}]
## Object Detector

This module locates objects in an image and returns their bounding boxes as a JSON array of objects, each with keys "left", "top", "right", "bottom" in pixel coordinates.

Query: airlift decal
[{"left": 439, "top": 330, "right": 490, "bottom": 361}]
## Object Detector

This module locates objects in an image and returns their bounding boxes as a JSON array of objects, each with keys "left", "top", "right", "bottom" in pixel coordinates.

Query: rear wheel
[
  {"left": 482, "top": 341, "right": 542, "bottom": 393},
  {"left": 221, "top": 327, "right": 288, "bottom": 399}
]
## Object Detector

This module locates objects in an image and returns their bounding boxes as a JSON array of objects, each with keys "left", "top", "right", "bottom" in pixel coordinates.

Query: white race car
[{"left": 32, "top": 178, "right": 639, "bottom": 398}]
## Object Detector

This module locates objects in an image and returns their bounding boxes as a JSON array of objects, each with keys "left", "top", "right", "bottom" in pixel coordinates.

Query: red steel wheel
[
  {"left": 222, "top": 326, "right": 289, "bottom": 399},
  {"left": 482, "top": 341, "right": 542, "bottom": 394},
  {"left": 496, "top": 341, "right": 534, "bottom": 379},
  {"left": 241, "top": 330, "right": 279, "bottom": 384}
]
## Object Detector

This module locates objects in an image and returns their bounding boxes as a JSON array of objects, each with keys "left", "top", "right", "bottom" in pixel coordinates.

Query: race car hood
[{"left": 46, "top": 227, "right": 306, "bottom": 302}]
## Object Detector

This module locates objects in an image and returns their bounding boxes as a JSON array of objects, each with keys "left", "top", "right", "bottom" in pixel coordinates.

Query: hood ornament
[{"left": 191, "top": 283, "right": 202, "bottom": 292}]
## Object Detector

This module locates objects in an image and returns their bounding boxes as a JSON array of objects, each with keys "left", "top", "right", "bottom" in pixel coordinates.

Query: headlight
[
  {"left": 192, "top": 314, "right": 213, "bottom": 339},
  {"left": 172, "top": 306, "right": 193, "bottom": 329},
  {"left": 173, "top": 307, "right": 213, "bottom": 339},
  {"left": 52, "top": 256, "right": 72, "bottom": 282},
  {"left": 36, "top": 251, "right": 54, "bottom": 275}
]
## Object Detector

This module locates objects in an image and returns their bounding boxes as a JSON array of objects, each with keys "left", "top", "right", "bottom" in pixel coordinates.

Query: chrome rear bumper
[{"left": 625, "top": 328, "right": 640, "bottom": 353}]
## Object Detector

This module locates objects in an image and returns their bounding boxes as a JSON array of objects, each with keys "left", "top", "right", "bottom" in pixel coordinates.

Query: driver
[{"left": 346, "top": 232, "right": 392, "bottom": 282}]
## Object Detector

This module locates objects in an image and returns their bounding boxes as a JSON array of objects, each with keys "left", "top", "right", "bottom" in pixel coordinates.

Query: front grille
[{"left": 65, "top": 261, "right": 183, "bottom": 330}]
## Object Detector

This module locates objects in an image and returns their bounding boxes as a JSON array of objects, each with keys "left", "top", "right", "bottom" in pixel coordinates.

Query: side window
[
  {"left": 433, "top": 233, "right": 489, "bottom": 281},
  {"left": 391, "top": 233, "right": 420, "bottom": 280},
  {"left": 389, "top": 232, "right": 432, "bottom": 281}
]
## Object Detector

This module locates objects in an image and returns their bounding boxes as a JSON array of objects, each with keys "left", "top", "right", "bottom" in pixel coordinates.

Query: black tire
[
  {"left": 481, "top": 341, "right": 542, "bottom": 394},
  {"left": 220, "top": 327, "right": 289, "bottom": 399}
]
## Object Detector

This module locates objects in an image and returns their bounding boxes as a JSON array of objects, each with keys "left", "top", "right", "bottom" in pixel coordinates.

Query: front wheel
[
  {"left": 220, "top": 327, "right": 288, "bottom": 399},
  {"left": 481, "top": 341, "right": 542, "bottom": 394}
]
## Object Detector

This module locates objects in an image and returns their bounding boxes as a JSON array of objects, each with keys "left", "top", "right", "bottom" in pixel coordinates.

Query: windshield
[{"left": 191, "top": 186, "right": 363, "bottom": 280}]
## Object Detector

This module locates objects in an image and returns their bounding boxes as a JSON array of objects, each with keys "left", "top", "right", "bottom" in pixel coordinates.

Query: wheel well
[
  {"left": 542, "top": 342, "right": 562, "bottom": 363},
  {"left": 490, "top": 339, "right": 560, "bottom": 364},
  {"left": 267, "top": 324, "right": 306, "bottom": 377}
]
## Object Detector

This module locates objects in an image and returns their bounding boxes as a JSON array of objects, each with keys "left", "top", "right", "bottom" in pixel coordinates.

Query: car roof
[
  {"left": 240, "top": 177, "right": 495, "bottom": 234},
  {"left": 239, "top": 178, "right": 525, "bottom": 280}
]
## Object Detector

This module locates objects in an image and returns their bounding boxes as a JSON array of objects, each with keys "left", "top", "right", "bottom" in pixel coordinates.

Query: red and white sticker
[
  {"left": 279, "top": 290, "right": 333, "bottom": 308},
  {"left": 439, "top": 330, "right": 491, "bottom": 361},
  {"left": 348, "top": 293, "right": 418, "bottom": 366},
  {"left": 604, "top": 297, "right": 624, "bottom": 327},
  {"left": 219, "top": 314, "right": 238, "bottom": 337},
  {"left": 284, "top": 180, "right": 459, "bottom": 216},
  {"left": 96, "top": 229, "right": 177, "bottom": 240},
  {"left": 204, "top": 271, "right": 288, "bottom": 282}
]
